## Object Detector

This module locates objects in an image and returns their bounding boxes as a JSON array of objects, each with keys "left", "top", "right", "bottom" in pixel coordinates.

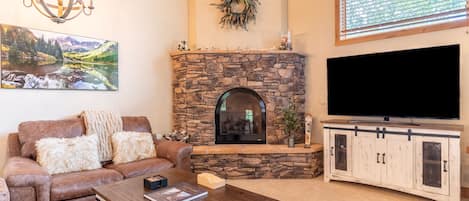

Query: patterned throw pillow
[
  {"left": 111, "top": 132, "right": 156, "bottom": 164},
  {"left": 36, "top": 135, "right": 102, "bottom": 175}
]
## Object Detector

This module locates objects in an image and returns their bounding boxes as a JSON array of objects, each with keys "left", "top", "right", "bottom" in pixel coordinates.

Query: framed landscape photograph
[{"left": 0, "top": 24, "right": 118, "bottom": 90}]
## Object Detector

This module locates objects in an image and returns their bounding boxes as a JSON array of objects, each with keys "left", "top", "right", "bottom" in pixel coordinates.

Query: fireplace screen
[{"left": 215, "top": 88, "right": 266, "bottom": 144}]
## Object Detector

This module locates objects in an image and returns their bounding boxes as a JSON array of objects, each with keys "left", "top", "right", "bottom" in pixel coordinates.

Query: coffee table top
[{"left": 93, "top": 168, "right": 278, "bottom": 201}]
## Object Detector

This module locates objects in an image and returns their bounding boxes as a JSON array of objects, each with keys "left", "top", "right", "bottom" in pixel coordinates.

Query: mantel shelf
[
  {"left": 192, "top": 144, "right": 323, "bottom": 155},
  {"left": 170, "top": 50, "right": 306, "bottom": 57}
]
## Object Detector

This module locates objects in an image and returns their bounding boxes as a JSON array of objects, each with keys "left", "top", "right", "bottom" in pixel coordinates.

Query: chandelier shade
[{"left": 23, "top": 0, "right": 94, "bottom": 23}]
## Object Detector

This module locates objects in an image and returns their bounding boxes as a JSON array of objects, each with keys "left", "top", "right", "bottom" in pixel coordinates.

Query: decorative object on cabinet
[
  {"left": 22, "top": 0, "right": 94, "bottom": 23},
  {"left": 0, "top": 24, "right": 118, "bottom": 91},
  {"left": 323, "top": 119, "right": 462, "bottom": 201},
  {"left": 211, "top": 0, "right": 260, "bottom": 31},
  {"left": 282, "top": 98, "right": 300, "bottom": 148},
  {"left": 304, "top": 114, "right": 313, "bottom": 148}
]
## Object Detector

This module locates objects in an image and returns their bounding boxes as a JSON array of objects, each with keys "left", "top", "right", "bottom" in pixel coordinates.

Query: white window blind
[{"left": 339, "top": 0, "right": 468, "bottom": 40}]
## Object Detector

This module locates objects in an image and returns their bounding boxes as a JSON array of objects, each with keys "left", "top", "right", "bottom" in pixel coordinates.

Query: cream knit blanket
[{"left": 81, "top": 110, "right": 123, "bottom": 161}]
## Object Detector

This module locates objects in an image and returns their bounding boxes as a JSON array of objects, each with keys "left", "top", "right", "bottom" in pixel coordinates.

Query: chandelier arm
[
  {"left": 83, "top": 7, "right": 93, "bottom": 16},
  {"left": 23, "top": 0, "right": 33, "bottom": 7},
  {"left": 63, "top": 9, "right": 83, "bottom": 21},
  {"left": 31, "top": 0, "right": 55, "bottom": 18},
  {"left": 61, "top": 0, "right": 76, "bottom": 19},
  {"left": 38, "top": 0, "right": 58, "bottom": 18},
  {"left": 45, "top": 4, "right": 82, "bottom": 11}
]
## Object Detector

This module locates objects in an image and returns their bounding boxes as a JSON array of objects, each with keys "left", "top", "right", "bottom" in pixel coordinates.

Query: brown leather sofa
[{"left": 3, "top": 117, "right": 193, "bottom": 201}]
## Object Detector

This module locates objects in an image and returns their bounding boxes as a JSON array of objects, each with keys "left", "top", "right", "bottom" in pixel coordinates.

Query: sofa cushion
[
  {"left": 51, "top": 168, "right": 123, "bottom": 201},
  {"left": 112, "top": 132, "right": 156, "bottom": 164},
  {"left": 122, "top": 117, "right": 152, "bottom": 133},
  {"left": 105, "top": 158, "right": 173, "bottom": 178},
  {"left": 36, "top": 135, "right": 102, "bottom": 175},
  {"left": 18, "top": 118, "right": 85, "bottom": 159}
]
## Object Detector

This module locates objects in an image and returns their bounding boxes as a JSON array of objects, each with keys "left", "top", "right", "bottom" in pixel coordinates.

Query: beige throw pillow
[
  {"left": 112, "top": 132, "right": 156, "bottom": 164},
  {"left": 36, "top": 135, "right": 102, "bottom": 175}
]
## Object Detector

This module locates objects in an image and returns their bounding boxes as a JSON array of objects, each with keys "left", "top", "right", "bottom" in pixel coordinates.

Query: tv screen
[{"left": 327, "top": 45, "right": 460, "bottom": 119}]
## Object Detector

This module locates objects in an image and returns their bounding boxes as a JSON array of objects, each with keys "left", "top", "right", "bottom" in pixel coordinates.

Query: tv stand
[
  {"left": 348, "top": 119, "right": 421, "bottom": 126},
  {"left": 322, "top": 119, "right": 463, "bottom": 201}
]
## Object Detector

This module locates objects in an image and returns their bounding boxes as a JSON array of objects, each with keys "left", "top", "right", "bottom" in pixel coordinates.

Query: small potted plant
[{"left": 283, "top": 98, "right": 300, "bottom": 148}]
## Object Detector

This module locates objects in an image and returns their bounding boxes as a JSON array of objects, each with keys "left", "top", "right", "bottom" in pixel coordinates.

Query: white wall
[
  {"left": 188, "top": 0, "right": 288, "bottom": 50},
  {"left": 0, "top": 0, "right": 188, "bottom": 172},
  {"left": 288, "top": 0, "right": 469, "bottom": 186}
]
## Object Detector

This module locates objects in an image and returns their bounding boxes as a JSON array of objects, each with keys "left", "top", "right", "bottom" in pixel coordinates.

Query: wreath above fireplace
[{"left": 211, "top": 0, "right": 260, "bottom": 31}]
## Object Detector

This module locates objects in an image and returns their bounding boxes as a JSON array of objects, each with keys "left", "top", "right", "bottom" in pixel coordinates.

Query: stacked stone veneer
[
  {"left": 192, "top": 152, "right": 323, "bottom": 179},
  {"left": 171, "top": 51, "right": 306, "bottom": 145}
]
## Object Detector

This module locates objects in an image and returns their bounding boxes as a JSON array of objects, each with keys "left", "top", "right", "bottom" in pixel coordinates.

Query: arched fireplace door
[{"left": 215, "top": 88, "right": 266, "bottom": 144}]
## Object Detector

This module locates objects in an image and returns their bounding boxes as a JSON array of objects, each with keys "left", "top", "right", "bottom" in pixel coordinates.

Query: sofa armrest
[
  {"left": 3, "top": 157, "right": 50, "bottom": 187},
  {"left": 7, "top": 133, "right": 21, "bottom": 158},
  {"left": 156, "top": 141, "right": 193, "bottom": 171},
  {"left": 3, "top": 157, "right": 51, "bottom": 201}
]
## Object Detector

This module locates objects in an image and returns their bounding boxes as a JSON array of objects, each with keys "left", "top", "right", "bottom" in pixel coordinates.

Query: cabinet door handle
[
  {"left": 443, "top": 160, "right": 448, "bottom": 172},
  {"left": 330, "top": 146, "right": 334, "bottom": 156},
  {"left": 382, "top": 153, "right": 386, "bottom": 164},
  {"left": 377, "top": 153, "right": 380, "bottom": 163}
]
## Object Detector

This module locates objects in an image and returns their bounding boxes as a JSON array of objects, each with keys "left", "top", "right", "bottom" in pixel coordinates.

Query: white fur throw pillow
[
  {"left": 112, "top": 132, "right": 156, "bottom": 164},
  {"left": 36, "top": 135, "right": 102, "bottom": 175}
]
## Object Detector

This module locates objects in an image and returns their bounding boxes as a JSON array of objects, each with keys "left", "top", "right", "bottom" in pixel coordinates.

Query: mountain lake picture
[{"left": 0, "top": 24, "right": 118, "bottom": 90}]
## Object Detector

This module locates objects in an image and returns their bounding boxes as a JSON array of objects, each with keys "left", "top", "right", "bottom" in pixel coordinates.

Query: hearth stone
[
  {"left": 190, "top": 144, "right": 324, "bottom": 179},
  {"left": 171, "top": 51, "right": 306, "bottom": 145}
]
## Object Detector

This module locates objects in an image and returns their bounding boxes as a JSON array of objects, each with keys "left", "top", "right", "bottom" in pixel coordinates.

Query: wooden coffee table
[{"left": 93, "top": 168, "right": 278, "bottom": 201}]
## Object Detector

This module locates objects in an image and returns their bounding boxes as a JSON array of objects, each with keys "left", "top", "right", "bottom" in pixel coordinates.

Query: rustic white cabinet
[{"left": 323, "top": 120, "right": 462, "bottom": 201}]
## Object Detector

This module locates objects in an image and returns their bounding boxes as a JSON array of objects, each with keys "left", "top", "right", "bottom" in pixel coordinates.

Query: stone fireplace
[
  {"left": 215, "top": 87, "right": 266, "bottom": 144},
  {"left": 171, "top": 51, "right": 323, "bottom": 179},
  {"left": 171, "top": 50, "right": 306, "bottom": 145}
]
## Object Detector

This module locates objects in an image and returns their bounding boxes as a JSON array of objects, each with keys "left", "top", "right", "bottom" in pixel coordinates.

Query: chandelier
[{"left": 22, "top": 0, "right": 94, "bottom": 24}]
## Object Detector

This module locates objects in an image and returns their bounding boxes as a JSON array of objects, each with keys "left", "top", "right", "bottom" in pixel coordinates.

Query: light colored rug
[{"left": 227, "top": 176, "right": 432, "bottom": 201}]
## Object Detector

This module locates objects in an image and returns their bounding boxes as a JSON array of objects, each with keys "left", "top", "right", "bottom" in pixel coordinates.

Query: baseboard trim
[{"left": 462, "top": 187, "right": 469, "bottom": 198}]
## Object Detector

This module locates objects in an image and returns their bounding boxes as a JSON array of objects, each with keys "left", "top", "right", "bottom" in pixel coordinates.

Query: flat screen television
[{"left": 327, "top": 45, "right": 460, "bottom": 120}]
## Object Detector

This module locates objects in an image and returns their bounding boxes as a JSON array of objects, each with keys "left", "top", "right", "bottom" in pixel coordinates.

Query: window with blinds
[{"left": 337, "top": 0, "right": 469, "bottom": 44}]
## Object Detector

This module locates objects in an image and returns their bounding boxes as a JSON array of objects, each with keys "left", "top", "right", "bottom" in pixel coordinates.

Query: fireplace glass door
[{"left": 215, "top": 88, "right": 266, "bottom": 144}]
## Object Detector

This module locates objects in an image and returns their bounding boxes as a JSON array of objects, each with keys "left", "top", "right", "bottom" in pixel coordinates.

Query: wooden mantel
[
  {"left": 170, "top": 50, "right": 306, "bottom": 57},
  {"left": 192, "top": 144, "right": 323, "bottom": 155}
]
